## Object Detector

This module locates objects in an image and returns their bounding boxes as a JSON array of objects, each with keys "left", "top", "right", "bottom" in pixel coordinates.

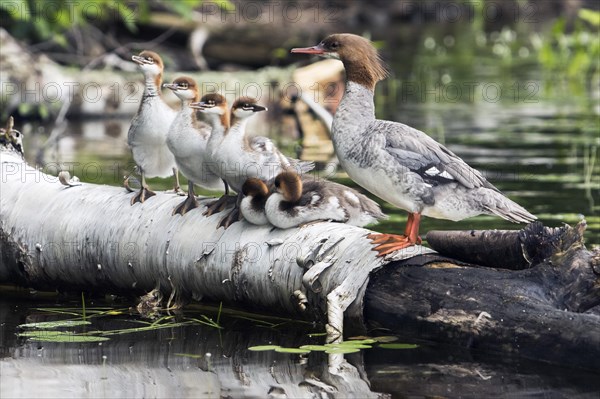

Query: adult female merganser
[
  {"left": 127, "top": 50, "right": 179, "bottom": 205},
  {"left": 240, "top": 178, "right": 271, "bottom": 225},
  {"left": 191, "top": 96, "right": 314, "bottom": 228},
  {"left": 163, "top": 76, "right": 223, "bottom": 215},
  {"left": 263, "top": 171, "right": 386, "bottom": 229},
  {"left": 292, "top": 34, "right": 536, "bottom": 255}
]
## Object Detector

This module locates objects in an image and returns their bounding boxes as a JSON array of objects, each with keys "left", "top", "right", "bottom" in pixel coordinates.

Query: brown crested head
[
  {"left": 167, "top": 76, "right": 199, "bottom": 101},
  {"left": 231, "top": 97, "right": 267, "bottom": 111},
  {"left": 291, "top": 33, "right": 388, "bottom": 90},
  {"left": 172, "top": 76, "right": 197, "bottom": 89},
  {"left": 274, "top": 171, "right": 303, "bottom": 203},
  {"left": 232, "top": 96, "right": 257, "bottom": 109},
  {"left": 242, "top": 178, "right": 269, "bottom": 198},
  {"left": 199, "top": 93, "right": 227, "bottom": 108},
  {"left": 231, "top": 96, "right": 267, "bottom": 123},
  {"left": 133, "top": 50, "right": 166, "bottom": 88},
  {"left": 136, "top": 50, "right": 164, "bottom": 70},
  {"left": 191, "top": 93, "right": 229, "bottom": 128}
]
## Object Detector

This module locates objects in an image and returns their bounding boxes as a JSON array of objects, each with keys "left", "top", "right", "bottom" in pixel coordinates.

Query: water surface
[{"left": 2, "top": 292, "right": 599, "bottom": 398}]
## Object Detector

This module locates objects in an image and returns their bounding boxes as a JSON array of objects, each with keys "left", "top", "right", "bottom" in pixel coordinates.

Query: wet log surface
[
  {"left": 426, "top": 229, "right": 529, "bottom": 269},
  {"left": 365, "top": 222, "right": 600, "bottom": 370}
]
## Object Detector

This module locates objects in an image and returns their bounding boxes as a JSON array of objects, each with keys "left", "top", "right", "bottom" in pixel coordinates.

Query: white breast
[
  {"left": 240, "top": 197, "right": 269, "bottom": 225},
  {"left": 128, "top": 98, "right": 177, "bottom": 178}
]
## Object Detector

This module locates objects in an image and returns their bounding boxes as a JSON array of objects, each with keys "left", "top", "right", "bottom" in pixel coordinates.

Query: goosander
[
  {"left": 191, "top": 96, "right": 314, "bottom": 228},
  {"left": 163, "top": 76, "right": 223, "bottom": 215},
  {"left": 264, "top": 171, "right": 386, "bottom": 229},
  {"left": 189, "top": 93, "right": 237, "bottom": 222},
  {"left": 215, "top": 97, "right": 314, "bottom": 191},
  {"left": 240, "top": 178, "right": 271, "bottom": 225},
  {"left": 292, "top": 34, "right": 536, "bottom": 255},
  {"left": 127, "top": 50, "right": 179, "bottom": 205}
]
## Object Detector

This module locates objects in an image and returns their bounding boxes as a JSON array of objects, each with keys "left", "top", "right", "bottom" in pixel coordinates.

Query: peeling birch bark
[{"left": 0, "top": 147, "right": 431, "bottom": 339}]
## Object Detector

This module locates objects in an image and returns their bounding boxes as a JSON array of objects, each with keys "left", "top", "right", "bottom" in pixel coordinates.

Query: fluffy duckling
[
  {"left": 265, "top": 171, "right": 387, "bottom": 229},
  {"left": 217, "top": 97, "right": 314, "bottom": 193},
  {"left": 127, "top": 50, "right": 179, "bottom": 205},
  {"left": 164, "top": 76, "right": 223, "bottom": 215},
  {"left": 240, "top": 178, "right": 271, "bottom": 225},
  {"left": 190, "top": 93, "right": 237, "bottom": 221}
]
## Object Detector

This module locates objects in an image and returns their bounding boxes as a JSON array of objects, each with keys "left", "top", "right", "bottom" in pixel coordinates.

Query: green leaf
[
  {"left": 38, "top": 104, "right": 49, "bottom": 119},
  {"left": 579, "top": 9, "right": 600, "bottom": 27},
  {"left": 105, "top": 310, "right": 124, "bottom": 315},
  {"left": 326, "top": 343, "right": 372, "bottom": 349},
  {"left": 326, "top": 340, "right": 374, "bottom": 347},
  {"left": 551, "top": 18, "right": 566, "bottom": 36},
  {"left": 325, "top": 347, "right": 360, "bottom": 354},
  {"left": 567, "top": 51, "right": 590, "bottom": 77},
  {"left": 19, "top": 320, "right": 91, "bottom": 329},
  {"left": 248, "top": 345, "right": 281, "bottom": 351},
  {"left": 274, "top": 347, "right": 310, "bottom": 354},
  {"left": 0, "top": 0, "right": 30, "bottom": 20},
  {"left": 378, "top": 343, "right": 419, "bottom": 349},
  {"left": 272, "top": 48, "right": 288, "bottom": 59},
  {"left": 109, "top": 1, "right": 138, "bottom": 32},
  {"left": 19, "top": 331, "right": 109, "bottom": 342},
  {"left": 345, "top": 338, "right": 377, "bottom": 344},
  {"left": 373, "top": 336, "right": 399, "bottom": 343},
  {"left": 299, "top": 345, "right": 329, "bottom": 351}
]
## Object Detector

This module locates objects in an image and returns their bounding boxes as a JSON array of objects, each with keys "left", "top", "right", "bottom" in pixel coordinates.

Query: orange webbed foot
[
  {"left": 367, "top": 233, "right": 398, "bottom": 245},
  {"left": 367, "top": 233, "right": 421, "bottom": 257}
]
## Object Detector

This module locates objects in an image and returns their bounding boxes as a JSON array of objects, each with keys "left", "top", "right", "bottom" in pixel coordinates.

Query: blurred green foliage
[
  {"left": 534, "top": 9, "right": 600, "bottom": 81},
  {"left": 0, "top": 0, "right": 232, "bottom": 44}
]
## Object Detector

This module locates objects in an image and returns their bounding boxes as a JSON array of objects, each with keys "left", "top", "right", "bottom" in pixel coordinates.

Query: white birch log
[
  {"left": 0, "top": 145, "right": 432, "bottom": 339},
  {"left": 3, "top": 141, "right": 600, "bottom": 369}
]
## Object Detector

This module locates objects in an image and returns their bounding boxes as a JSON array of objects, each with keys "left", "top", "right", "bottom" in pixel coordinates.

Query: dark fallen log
[
  {"left": 425, "top": 223, "right": 583, "bottom": 270},
  {"left": 366, "top": 222, "right": 600, "bottom": 370},
  {"left": 1, "top": 135, "right": 598, "bottom": 369},
  {"left": 426, "top": 229, "right": 529, "bottom": 269}
]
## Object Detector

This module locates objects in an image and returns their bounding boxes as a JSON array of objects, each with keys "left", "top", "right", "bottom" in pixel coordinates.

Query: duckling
[
  {"left": 265, "top": 171, "right": 387, "bottom": 229},
  {"left": 189, "top": 93, "right": 237, "bottom": 220},
  {"left": 127, "top": 50, "right": 179, "bottom": 205},
  {"left": 240, "top": 178, "right": 271, "bottom": 225},
  {"left": 192, "top": 96, "right": 314, "bottom": 228},
  {"left": 164, "top": 76, "right": 223, "bottom": 215}
]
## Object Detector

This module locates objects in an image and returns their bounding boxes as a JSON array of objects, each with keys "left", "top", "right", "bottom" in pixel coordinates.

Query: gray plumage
[
  {"left": 265, "top": 173, "right": 387, "bottom": 229},
  {"left": 333, "top": 82, "right": 536, "bottom": 224}
]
